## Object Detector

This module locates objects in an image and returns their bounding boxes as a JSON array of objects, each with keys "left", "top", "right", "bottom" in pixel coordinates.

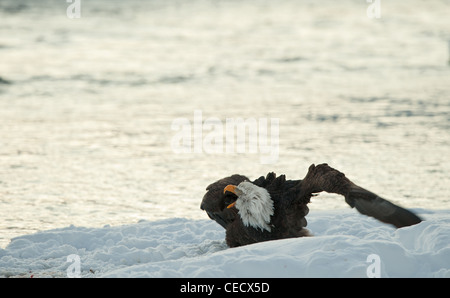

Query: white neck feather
[{"left": 235, "top": 182, "right": 274, "bottom": 232}]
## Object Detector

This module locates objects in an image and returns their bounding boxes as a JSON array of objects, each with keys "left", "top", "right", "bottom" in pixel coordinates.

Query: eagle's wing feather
[
  {"left": 345, "top": 185, "right": 422, "bottom": 228},
  {"left": 302, "top": 163, "right": 422, "bottom": 228}
]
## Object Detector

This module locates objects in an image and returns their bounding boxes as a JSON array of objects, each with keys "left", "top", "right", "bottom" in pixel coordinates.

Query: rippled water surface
[{"left": 0, "top": 0, "right": 449, "bottom": 248}]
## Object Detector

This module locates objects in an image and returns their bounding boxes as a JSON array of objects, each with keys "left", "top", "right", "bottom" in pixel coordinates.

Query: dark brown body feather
[{"left": 200, "top": 163, "right": 422, "bottom": 247}]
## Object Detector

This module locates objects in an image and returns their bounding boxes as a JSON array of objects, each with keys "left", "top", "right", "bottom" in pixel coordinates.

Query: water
[{"left": 0, "top": 0, "right": 449, "bottom": 248}]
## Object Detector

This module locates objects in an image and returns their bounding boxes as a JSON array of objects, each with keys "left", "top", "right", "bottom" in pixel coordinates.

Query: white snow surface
[{"left": 0, "top": 209, "right": 449, "bottom": 278}]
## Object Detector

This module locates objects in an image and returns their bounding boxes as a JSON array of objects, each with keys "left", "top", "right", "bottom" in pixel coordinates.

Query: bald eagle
[{"left": 200, "top": 163, "right": 422, "bottom": 247}]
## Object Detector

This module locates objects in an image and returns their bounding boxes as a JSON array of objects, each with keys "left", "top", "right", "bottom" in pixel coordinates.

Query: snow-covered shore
[{"left": 0, "top": 209, "right": 449, "bottom": 278}]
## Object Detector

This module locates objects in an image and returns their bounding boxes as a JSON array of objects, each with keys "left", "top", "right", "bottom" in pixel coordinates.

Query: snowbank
[{"left": 0, "top": 209, "right": 449, "bottom": 278}]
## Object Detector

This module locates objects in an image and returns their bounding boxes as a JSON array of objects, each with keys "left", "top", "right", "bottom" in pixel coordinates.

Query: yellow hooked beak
[{"left": 224, "top": 185, "right": 237, "bottom": 209}]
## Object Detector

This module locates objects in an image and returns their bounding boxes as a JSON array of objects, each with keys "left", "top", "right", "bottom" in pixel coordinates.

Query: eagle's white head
[{"left": 224, "top": 182, "right": 274, "bottom": 232}]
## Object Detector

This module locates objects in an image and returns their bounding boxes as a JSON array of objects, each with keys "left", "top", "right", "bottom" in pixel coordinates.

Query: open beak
[
  {"left": 224, "top": 185, "right": 237, "bottom": 209},
  {"left": 224, "top": 185, "right": 237, "bottom": 194}
]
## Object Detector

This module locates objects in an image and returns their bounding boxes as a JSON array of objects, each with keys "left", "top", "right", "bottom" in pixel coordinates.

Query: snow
[{"left": 0, "top": 209, "right": 449, "bottom": 278}]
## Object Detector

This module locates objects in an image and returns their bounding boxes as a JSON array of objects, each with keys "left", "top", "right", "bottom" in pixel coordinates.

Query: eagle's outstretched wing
[
  {"left": 301, "top": 163, "right": 422, "bottom": 228},
  {"left": 345, "top": 185, "right": 422, "bottom": 228}
]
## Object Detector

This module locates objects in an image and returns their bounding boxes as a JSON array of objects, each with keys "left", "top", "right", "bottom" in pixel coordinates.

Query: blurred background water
[{"left": 0, "top": 0, "right": 449, "bottom": 248}]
